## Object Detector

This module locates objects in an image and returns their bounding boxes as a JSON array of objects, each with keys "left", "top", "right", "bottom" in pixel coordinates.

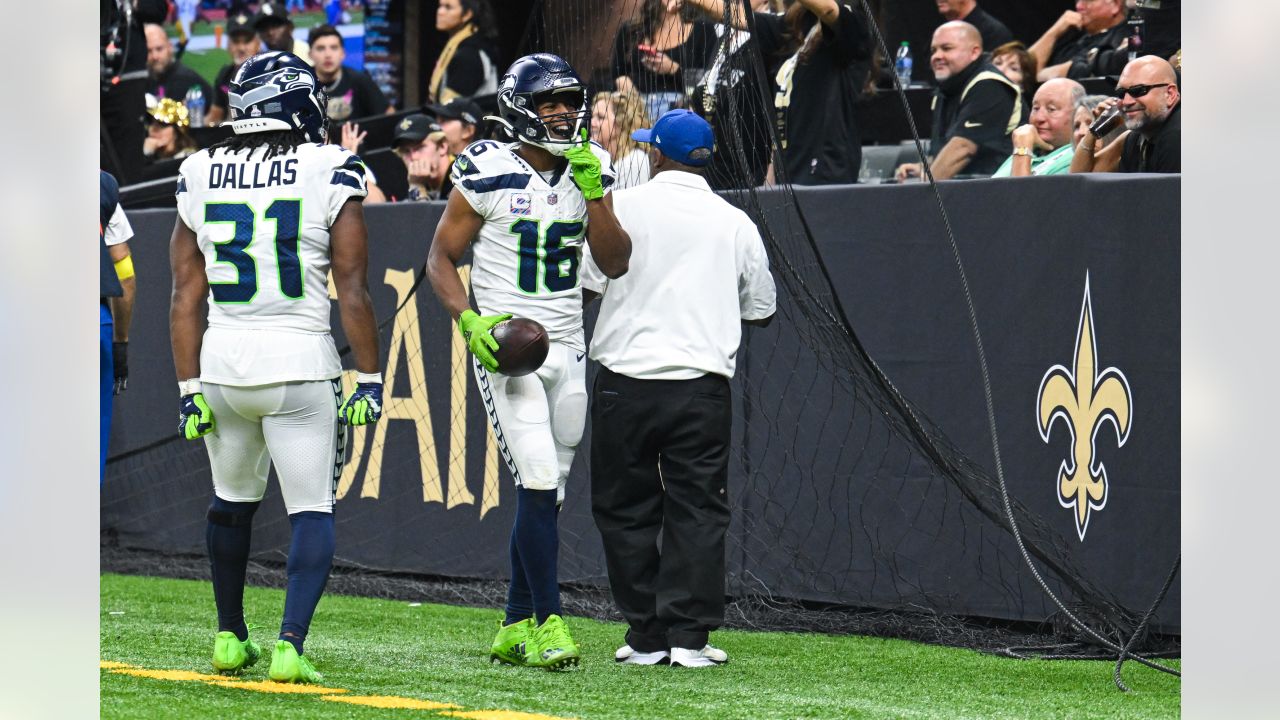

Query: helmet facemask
[{"left": 496, "top": 81, "right": 589, "bottom": 157}]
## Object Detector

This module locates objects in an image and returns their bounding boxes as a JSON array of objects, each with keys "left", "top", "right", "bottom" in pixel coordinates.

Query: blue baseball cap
[{"left": 631, "top": 109, "right": 714, "bottom": 167}]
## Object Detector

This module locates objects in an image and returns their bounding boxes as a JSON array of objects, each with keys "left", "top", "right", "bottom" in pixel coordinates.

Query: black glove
[{"left": 112, "top": 341, "right": 128, "bottom": 395}]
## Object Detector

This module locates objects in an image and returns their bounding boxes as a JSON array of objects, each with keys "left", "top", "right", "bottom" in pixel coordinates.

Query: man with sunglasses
[{"left": 1072, "top": 56, "right": 1180, "bottom": 174}]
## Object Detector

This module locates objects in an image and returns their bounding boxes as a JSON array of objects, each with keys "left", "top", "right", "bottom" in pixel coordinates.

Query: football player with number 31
[
  {"left": 169, "top": 52, "right": 384, "bottom": 684},
  {"left": 427, "top": 53, "right": 632, "bottom": 670}
]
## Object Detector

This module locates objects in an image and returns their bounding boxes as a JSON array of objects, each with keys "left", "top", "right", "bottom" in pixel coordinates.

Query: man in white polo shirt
[{"left": 582, "top": 109, "right": 776, "bottom": 668}]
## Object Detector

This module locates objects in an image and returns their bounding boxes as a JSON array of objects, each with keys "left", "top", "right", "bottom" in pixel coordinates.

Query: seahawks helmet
[
  {"left": 492, "top": 53, "right": 588, "bottom": 156},
  {"left": 228, "top": 51, "right": 328, "bottom": 143}
]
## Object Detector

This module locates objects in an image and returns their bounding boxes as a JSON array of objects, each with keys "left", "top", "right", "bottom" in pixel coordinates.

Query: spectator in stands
[
  {"left": 308, "top": 24, "right": 393, "bottom": 124},
  {"left": 591, "top": 90, "right": 652, "bottom": 190},
  {"left": 1029, "top": 0, "right": 1127, "bottom": 82},
  {"left": 206, "top": 11, "right": 260, "bottom": 127},
  {"left": 990, "top": 41, "right": 1037, "bottom": 106},
  {"left": 337, "top": 121, "right": 388, "bottom": 204},
  {"left": 428, "top": 0, "right": 499, "bottom": 103},
  {"left": 142, "top": 98, "right": 198, "bottom": 162},
  {"left": 101, "top": 0, "right": 168, "bottom": 183},
  {"left": 143, "top": 23, "right": 212, "bottom": 105},
  {"left": 688, "top": 0, "right": 776, "bottom": 190},
  {"left": 255, "top": 1, "right": 310, "bottom": 60},
  {"left": 687, "top": 0, "right": 874, "bottom": 186},
  {"left": 895, "top": 21, "right": 1023, "bottom": 181},
  {"left": 428, "top": 97, "right": 486, "bottom": 156},
  {"left": 934, "top": 0, "right": 1012, "bottom": 51},
  {"left": 992, "top": 78, "right": 1084, "bottom": 177},
  {"left": 1090, "top": 0, "right": 1181, "bottom": 78},
  {"left": 1071, "top": 55, "right": 1179, "bottom": 174},
  {"left": 611, "top": 0, "right": 718, "bottom": 119},
  {"left": 393, "top": 115, "right": 454, "bottom": 201},
  {"left": 1072, "top": 93, "right": 1122, "bottom": 150}
]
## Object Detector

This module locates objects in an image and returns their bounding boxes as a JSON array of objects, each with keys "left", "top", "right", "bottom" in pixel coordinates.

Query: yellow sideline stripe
[
  {"left": 322, "top": 695, "right": 460, "bottom": 710},
  {"left": 443, "top": 711, "right": 573, "bottom": 720},
  {"left": 101, "top": 660, "right": 574, "bottom": 718}
]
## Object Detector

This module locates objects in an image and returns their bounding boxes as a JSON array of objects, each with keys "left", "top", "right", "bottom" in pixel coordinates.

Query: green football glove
[
  {"left": 179, "top": 393, "right": 216, "bottom": 440},
  {"left": 339, "top": 377, "right": 383, "bottom": 426},
  {"left": 565, "top": 128, "right": 604, "bottom": 201},
  {"left": 458, "top": 309, "right": 512, "bottom": 373}
]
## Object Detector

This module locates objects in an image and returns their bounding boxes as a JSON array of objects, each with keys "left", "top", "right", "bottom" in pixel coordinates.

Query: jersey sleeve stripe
[
  {"left": 460, "top": 173, "right": 532, "bottom": 194},
  {"left": 330, "top": 169, "right": 365, "bottom": 190}
]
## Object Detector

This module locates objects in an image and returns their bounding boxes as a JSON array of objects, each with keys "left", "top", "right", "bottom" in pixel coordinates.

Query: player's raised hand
[
  {"left": 458, "top": 309, "right": 512, "bottom": 373},
  {"left": 179, "top": 393, "right": 216, "bottom": 440},
  {"left": 565, "top": 128, "right": 604, "bottom": 200},
  {"left": 339, "top": 377, "right": 383, "bottom": 426}
]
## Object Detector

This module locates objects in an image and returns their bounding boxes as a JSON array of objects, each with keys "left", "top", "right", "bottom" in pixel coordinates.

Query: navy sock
[
  {"left": 505, "top": 526, "right": 534, "bottom": 625},
  {"left": 513, "top": 487, "right": 561, "bottom": 624},
  {"left": 206, "top": 497, "right": 260, "bottom": 642},
  {"left": 280, "top": 511, "right": 335, "bottom": 656}
]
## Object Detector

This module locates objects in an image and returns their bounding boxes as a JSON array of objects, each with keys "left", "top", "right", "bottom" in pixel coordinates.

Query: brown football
[{"left": 491, "top": 318, "right": 550, "bottom": 377}]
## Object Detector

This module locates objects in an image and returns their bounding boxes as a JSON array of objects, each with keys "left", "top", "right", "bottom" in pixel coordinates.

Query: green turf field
[{"left": 100, "top": 573, "right": 1179, "bottom": 719}]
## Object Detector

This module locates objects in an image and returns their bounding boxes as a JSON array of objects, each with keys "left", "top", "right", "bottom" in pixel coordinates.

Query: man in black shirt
[
  {"left": 143, "top": 23, "right": 211, "bottom": 106},
  {"left": 749, "top": 0, "right": 872, "bottom": 185},
  {"left": 307, "top": 24, "right": 393, "bottom": 123},
  {"left": 935, "top": 0, "right": 1012, "bottom": 51},
  {"left": 207, "top": 11, "right": 260, "bottom": 126},
  {"left": 895, "top": 21, "right": 1024, "bottom": 181},
  {"left": 1072, "top": 56, "right": 1179, "bottom": 174},
  {"left": 101, "top": 0, "right": 168, "bottom": 183},
  {"left": 1030, "top": 0, "right": 1128, "bottom": 81}
]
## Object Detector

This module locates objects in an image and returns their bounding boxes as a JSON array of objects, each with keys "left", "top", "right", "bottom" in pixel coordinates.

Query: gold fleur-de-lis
[{"left": 1037, "top": 275, "right": 1132, "bottom": 541}]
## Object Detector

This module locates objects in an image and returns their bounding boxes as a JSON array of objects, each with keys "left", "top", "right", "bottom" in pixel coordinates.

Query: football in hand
[{"left": 491, "top": 318, "right": 550, "bottom": 377}]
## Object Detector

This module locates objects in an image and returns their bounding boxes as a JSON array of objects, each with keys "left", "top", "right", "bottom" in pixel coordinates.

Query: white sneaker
[
  {"left": 669, "top": 644, "right": 728, "bottom": 667},
  {"left": 615, "top": 644, "right": 671, "bottom": 665}
]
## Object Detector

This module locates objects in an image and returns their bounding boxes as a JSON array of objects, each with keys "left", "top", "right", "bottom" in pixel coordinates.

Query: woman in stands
[
  {"left": 142, "top": 99, "right": 198, "bottom": 163},
  {"left": 990, "top": 41, "right": 1037, "bottom": 116},
  {"left": 428, "top": 0, "right": 499, "bottom": 103},
  {"left": 611, "top": 0, "right": 718, "bottom": 120},
  {"left": 590, "top": 90, "right": 653, "bottom": 189}
]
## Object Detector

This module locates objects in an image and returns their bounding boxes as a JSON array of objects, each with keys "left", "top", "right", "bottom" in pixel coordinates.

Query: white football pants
[
  {"left": 473, "top": 340, "right": 587, "bottom": 503},
  {"left": 202, "top": 379, "right": 346, "bottom": 514}
]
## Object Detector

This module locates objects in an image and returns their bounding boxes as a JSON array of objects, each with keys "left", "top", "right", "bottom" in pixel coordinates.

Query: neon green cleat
[
  {"left": 212, "top": 631, "right": 261, "bottom": 675},
  {"left": 268, "top": 640, "right": 323, "bottom": 683},
  {"left": 525, "top": 615, "right": 580, "bottom": 670},
  {"left": 490, "top": 618, "right": 533, "bottom": 666}
]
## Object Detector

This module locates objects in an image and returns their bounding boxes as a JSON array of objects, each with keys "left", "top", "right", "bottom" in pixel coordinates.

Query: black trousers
[{"left": 590, "top": 366, "right": 731, "bottom": 652}]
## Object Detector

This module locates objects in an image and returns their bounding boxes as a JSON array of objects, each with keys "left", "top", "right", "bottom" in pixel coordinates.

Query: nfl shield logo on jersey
[
  {"left": 547, "top": 193, "right": 558, "bottom": 205},
  {"left": 510, "top": 192, "right": 532, "bottom": 216}
]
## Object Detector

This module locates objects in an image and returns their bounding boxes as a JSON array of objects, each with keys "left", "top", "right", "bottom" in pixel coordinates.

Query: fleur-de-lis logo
[{"left": 1037, "top": 274, "right": 1133, "bottom": 541}]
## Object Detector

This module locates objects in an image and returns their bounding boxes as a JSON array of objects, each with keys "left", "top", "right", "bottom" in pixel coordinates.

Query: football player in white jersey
[
  {"left": 427, "top": 53, "right": 632, "bottom": 670},
  {"left": 169, "top": 52, "right": 384, "bottom": 684}
]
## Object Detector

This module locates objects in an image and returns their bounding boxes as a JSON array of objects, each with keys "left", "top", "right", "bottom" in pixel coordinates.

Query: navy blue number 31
[{"left": 204, "top": 200, "right": 303, "bottom": 303}]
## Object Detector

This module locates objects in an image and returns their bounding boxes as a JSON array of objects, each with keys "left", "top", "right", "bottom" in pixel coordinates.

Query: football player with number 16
[{"left": 427, "top": 53, "right": 632, "bottom": 670}]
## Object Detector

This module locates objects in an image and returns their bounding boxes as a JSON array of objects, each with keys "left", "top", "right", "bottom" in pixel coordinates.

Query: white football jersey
[
  {"left": 449, "top": 139, "right": 616, "bottom": 351},
  {"left": 176, "top": 142, "right": 368, "bottom": 385}
]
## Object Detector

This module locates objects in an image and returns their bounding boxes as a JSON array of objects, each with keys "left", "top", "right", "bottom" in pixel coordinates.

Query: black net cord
[{"left": 1115, "top": 554, "right": 1181, "bottom": 691}]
